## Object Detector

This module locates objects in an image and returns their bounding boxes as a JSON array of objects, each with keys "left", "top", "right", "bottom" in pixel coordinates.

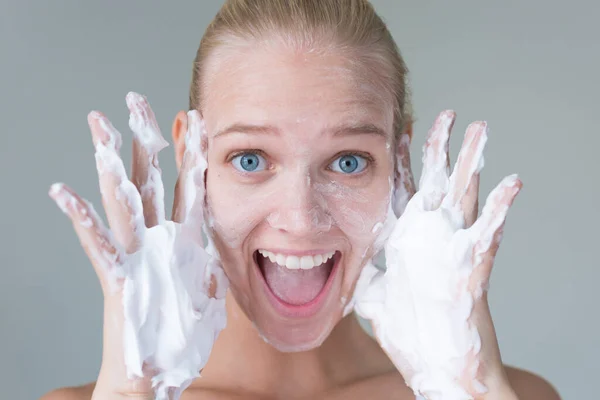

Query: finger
[
  {"left": 442, "top": 121, "right": 487, "bottom": 227},
  {"left": 89, "top": 111, "right": 145, "bottom": 253},
  {"left": 49, "top": 183, "right": 123, "bottom": 290},
  {"left": 206, "top": 258, "right": 228, "bottom": 299},
  {"left": 171, "top": 115, "right": 189, "bottom": 224},
  {"left": 392, "top": 133, "right": 416, "bottom": 217},
  {"left": 463, "top": 173, "right": 480, "bottom": 227},
  {"left": 419, "top": 110, "right": 455, "bottom": 210},
  {"left": 172, "top": 110, "right": 208, "bottom": 230},
  {"left": 126, "top": 92, "right": 169, "bottom": 228},
  {"left": 468, "top": 174, "right": 522, "bottom": 297}
]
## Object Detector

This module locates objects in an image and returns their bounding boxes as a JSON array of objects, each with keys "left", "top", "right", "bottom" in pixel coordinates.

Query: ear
[
  {"left": 171, "top": 110, "right": 188, "bottom": 170},
  {"left": 392, "top": 121, "right": 416, "bottom": 217},
  {"left": 404, "top": 119, "right": 413, "bottom": 140}
]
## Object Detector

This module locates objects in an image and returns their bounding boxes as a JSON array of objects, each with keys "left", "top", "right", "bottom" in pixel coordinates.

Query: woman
[{"left": 43, "top": 0, "right": 560, "bottom": 399}]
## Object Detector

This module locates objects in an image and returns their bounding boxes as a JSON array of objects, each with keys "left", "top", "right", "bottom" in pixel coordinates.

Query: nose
[{"left": 267, "top": 172, "right": 332, "bottom": 236}]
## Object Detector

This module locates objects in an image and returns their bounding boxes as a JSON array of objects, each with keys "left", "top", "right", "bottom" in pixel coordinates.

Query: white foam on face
[
  {"left": 354, "top": 117, "right": 517, "bottom": 399},
  {"left": 207, "top": 153, "right": 390, "bottom": 252},
  {"left": 343, "top": 178, "right": 397, "bottom": 317},
  {"left": 87, "top": 98, "right": 228, "bottom": 400},
  {"left": 203, "top": 127, "right": 395, "bottom": 345}
]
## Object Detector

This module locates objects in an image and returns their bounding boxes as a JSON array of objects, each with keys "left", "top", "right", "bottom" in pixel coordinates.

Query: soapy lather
[
  {"left": 50, "top": 93, "right": 228, "bottom": 400},
  {"left": 355, "top": 111, "right": 522, "bottom": 400}
]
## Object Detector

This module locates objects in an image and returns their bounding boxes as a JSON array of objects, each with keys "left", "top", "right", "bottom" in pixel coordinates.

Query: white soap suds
[
  {"left": 88, "top": 98, "right": 228, "bottom": 400},
  {"left": 92, "top": 111, "right": 147, "bottom": 237},
  {"left": 51, "top": 182, "right": 125, "bottom": 289},
  {"left": 127, "top": 92, "right": 170, "bottom": 225},
  {"left": 342, "top": 260, "right": 380, "bottom": 317},
  {"left": 356, "top": 174, "right": 518, "bottom": 399},
  {"left": 121, "top": 221, "right": 226, "bottom": 399},
  {"left": 354, "top": 116, "right": 518, "bottom": 399},
  {"left": 182, "top": 110, "right": 207, "bottom": 229},
  {"left": 342, "top": 176, "right": 398, "bottom": 317},
  {"left": 357, "top": 188, "right": 483, "bottom": 399},
  {"left": 126, "top": 92, "right": 170, "bottom": 155},
  {"left": 371, "top": 222, "right": 383, "bottom": 234},
  {"left": 49, "top": 183, "right": 71, "bottom": 214}
]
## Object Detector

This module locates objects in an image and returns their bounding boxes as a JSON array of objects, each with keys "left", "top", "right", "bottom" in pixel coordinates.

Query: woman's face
[{"left": 201, "top": 43, "right": 394, "bottom": 351}]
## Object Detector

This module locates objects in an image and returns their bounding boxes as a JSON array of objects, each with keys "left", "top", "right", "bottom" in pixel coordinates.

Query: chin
[
  {"left": 241, "top": 248, "right": 347, "bottom": 352},
  {"left": 259, "top": 324, "right": 337, "bottom": 353}
]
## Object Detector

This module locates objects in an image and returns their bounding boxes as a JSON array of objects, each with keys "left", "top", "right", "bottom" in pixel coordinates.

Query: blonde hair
[{"left": 189, "top": 0, "right": 413, "bottom": 140}]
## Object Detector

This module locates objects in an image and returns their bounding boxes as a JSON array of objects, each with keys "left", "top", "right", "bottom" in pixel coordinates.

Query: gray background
[{"left": 1, "top": 1, "right": 597, "bottom": 399}]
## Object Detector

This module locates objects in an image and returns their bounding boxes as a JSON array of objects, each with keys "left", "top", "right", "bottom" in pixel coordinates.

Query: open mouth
[{"left": 254, "top": 249, "right": 340, "bottom": 317}]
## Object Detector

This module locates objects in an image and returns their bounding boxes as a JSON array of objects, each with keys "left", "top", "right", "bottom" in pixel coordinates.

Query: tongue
[{"left": 260, "top": 255, "right": 333, "bottom": 305}]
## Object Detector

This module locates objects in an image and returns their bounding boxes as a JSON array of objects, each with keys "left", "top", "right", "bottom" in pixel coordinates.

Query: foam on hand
[
  {"left": 89, "top": 96, "right": 228, "bottom": 400},
  {"left": 354, "top": 115, "right": 516, "bottom": 400},
  {"left": 357, "top": 190, "right": 484, "bottom": 399},
  {"left": 122, "top": 221, "right": 226, "bottom": 400}
]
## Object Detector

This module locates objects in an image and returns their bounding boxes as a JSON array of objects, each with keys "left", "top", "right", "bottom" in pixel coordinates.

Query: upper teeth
[{"left": 258, "top": 250, "right": 335, "bottom": 270}]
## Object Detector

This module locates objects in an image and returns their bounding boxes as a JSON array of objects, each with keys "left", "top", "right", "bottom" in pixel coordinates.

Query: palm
[
  {"left": 356, "top": 111, "right": 522, "bottom": 400},
  {"left": 50, "top": 93, "right": 227, "bottom": 400}
]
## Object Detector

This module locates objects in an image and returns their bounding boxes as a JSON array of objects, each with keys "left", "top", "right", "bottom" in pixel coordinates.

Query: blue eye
[
  {"left": 232, "top": 152, "right": 266, "bottom": 172},
  {"left": 330, "top": 154, "right": 368, "bottom": 174}
]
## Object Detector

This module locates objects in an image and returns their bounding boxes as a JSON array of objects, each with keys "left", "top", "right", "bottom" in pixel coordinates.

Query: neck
[{"left": 193, "top": 291, "right": 394, "bottom": 397}]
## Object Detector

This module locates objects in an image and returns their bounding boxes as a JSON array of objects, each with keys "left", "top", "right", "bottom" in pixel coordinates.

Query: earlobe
[
  {"left": 404, "top": 120, "right": 414, "bottom": 141},
  {"left": 392, "top": 126, "right": 416, "bottom": 217},
  {"left": 171, "top": 110, "right": 188, "bottom": 169}
]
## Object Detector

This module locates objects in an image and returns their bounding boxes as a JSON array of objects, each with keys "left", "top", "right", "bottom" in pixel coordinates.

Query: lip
[
  {"left": 257, "top": 248, "right": 337, "bottom": 257},
  {"left": 253, "top": 250, "right": 341, "bottom": 319}
]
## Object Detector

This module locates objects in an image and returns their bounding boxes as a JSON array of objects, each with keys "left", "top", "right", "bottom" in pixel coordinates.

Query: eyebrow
[
  {"left": 331, "top": 123, "right": 387, "bottom": 138},
  {"left": 213, "top": 122, "right": 388, "bottom": 139},
  {"left": 214, "top": 124, "right": 279, "bottom": 138}
]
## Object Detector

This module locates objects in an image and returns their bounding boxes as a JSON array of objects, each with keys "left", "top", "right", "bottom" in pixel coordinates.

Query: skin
[
  {"left": 197, "top": 43, "right": 394, "bottom": 352},
  {"left": 43, "top": 41, "right": 561, "bottom": 399}
]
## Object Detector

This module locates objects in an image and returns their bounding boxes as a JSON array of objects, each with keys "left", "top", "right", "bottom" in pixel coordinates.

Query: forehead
[{"left": 202, "top": 43, "right": 394, "bottom": 137}]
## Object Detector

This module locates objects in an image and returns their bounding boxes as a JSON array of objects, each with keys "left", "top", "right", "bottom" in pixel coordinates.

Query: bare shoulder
[
  {"left": 505, "top": 365, "right": 561, "bottom": 399},
  {"left": 39, "top": 382, "right": 96, "bottom": 400},
  {"left": 327, "top": 367, "right": 562, "bottom": 400},
  {"left": 37, "top": 369, "right": 560, "bottom": 400}
]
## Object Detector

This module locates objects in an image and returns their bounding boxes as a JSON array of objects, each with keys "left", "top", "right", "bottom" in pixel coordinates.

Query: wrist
[
  {"left": 92, "top": 388, "right": 155, "bottom": 400},
  {"left": 478, "top": 383, "right": 519, "bottom": 400},
  {"left": 93, "top": 375, "right": 155, "bottom": 400}
]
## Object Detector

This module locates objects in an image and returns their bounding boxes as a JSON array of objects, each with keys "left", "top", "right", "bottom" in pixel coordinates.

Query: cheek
[
  {"left": 325, "top": 186, "right": 391, "bottom": 256},
  {"left": 205, "top": 169, "right": 274, "bottom": 249}
]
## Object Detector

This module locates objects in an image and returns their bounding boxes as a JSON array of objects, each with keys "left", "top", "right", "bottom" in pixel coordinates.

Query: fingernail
[
  {"left": 126, "top": 92, "right": 145, "bottom": 119},
  {"left": 88, "top": 111, "right": 111, "bottom": 145},
  {"left": 126, "top": 91, "right": 145, "bottom": 108},
  {"left": 49, "top": 183, "right": 69, "bottom": 214},
  {"left": 48, "top": 182, "right": 64, "bottom": 197},
  {"left": 87, "top": 110, "right": 102, "bottom": 124}
]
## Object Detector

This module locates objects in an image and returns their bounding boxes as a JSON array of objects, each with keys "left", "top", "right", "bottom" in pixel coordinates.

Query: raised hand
[
  {"left": 49, "top": 93, "right": 228, "bottom": 400},
  {"left": 356, "top": 111, "right": 521, "bottom": 400}
]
